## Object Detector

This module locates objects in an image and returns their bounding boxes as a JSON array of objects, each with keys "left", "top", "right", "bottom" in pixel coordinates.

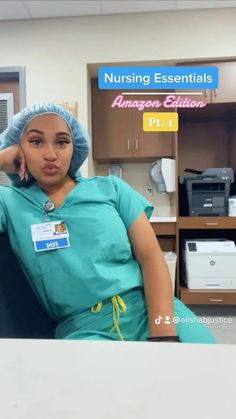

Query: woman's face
[
  {"left": 20, "top": 114, "right": 73, "bottom": 187},
  {"left": 55, "top": 224, "right": 65, "bottom": 233}
]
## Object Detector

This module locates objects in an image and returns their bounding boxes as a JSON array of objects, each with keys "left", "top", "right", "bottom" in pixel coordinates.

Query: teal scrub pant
[{"left": 55, "top": 286, "right": 217, "bottom": 343}]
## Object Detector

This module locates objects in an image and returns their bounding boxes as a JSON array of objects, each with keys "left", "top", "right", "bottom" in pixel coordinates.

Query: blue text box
[
  {"left": 98, "top": 66, "right": 218, "bottom": 89},
  {"left": 35, "top": 237, "right": 69, "bottom": 251}
]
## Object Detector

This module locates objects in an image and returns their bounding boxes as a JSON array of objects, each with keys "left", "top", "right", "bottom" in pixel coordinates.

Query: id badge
[{"left": 31, "top": 221, "right": 70, "bottom": 252}]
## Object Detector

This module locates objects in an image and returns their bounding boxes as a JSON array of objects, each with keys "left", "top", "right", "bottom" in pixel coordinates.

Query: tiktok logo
[
  {"left": 155, "top": 316, "right": 172, "bottom": 325},
  {"left": 155, "top": 315, "right": 163, "bottom": 325}
]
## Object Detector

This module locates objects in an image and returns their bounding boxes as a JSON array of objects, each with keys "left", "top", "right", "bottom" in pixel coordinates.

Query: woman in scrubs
[{"left": 0, "top": 103, "right": 216, "bottom": 344}]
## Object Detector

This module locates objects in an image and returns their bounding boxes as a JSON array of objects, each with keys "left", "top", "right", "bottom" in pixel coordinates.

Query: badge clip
[{"left": 43, "top": 200, "right": 55, "bottom": 222}]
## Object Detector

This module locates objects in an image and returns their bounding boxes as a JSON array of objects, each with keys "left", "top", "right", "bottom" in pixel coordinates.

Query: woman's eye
[
  {"left": 29, "top": 139, "right": 42, "bottom": 145},
  {"left": 57, "top": 139, "right": 71, "bottom": 146}
]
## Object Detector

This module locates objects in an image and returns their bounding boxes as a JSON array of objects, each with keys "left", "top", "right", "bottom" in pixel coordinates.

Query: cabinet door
[
  {"left": 132, "top": 95, "right": 174, "bottom": 158},
  {"left": 92, "top": 79, "right": 132, "bottom": 161},
  {"left": 175, "top": 62, "right": 211, "bottom": 104},
  {"left": 211, "top": 62, "right": 236, "bottom": 103},
  {"left": 174, "top": 89, "right": 211, "bottom": 104}
]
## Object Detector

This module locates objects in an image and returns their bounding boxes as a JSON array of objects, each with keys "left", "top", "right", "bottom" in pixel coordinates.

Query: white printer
[{"left": 183, "top": 239, "right": 236, "bottom": 289}]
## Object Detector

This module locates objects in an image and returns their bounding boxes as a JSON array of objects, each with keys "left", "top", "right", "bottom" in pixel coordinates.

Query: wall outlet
[{"left": 146, "top": 185, "right": 154, "bottom": 196}]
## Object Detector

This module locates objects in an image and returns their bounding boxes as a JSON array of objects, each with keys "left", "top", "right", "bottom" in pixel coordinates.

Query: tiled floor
[{"left": 188, "top": 305, "right": 236, "bottom": 344}]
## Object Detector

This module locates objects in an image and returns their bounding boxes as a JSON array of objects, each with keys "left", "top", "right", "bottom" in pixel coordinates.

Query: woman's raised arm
[{"left": 0, "top": 145, "right": 27, "bottom": 180}]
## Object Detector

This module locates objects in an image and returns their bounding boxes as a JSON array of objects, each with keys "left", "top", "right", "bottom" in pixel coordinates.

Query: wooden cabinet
[
  {"left": 178, "top": 217, "right": 236, "bottom": 229},
  {"left": 151, "top": 222, "right": 176, "bottom": 236},
  {"left": 211, "top": 62, "right": 236, "bottom": 103},
  {"left": 151, "top": 221, "right": 177, "bottom": 257},
  {"left": 180, "top": 287, "right": 236, "bottom": 305},
  {"left": 91, "top": 81, "right": 132, "bottom": 160},
  {"left": 175, "top": 88, "right": 211, "bottom": 104},
  {"left": 175, "top": 63, "right": 212, "bottom": 103},
  {"left": 176, "top": 61, "right": 236, "bottom": 104},
  {"left": 131, "top": 95, "right": 174, "bottom": 158},
  {"left": 92, "top": 78, "right": 174, "bottom": 162}
]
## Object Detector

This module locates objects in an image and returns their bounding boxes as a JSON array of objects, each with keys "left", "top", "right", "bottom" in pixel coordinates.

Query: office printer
[
  {"left": 183, "top": 239, "right": 236, "bottom": 289},
  {"left": 180, "top": 168, "right": 234, "bottom": 216}
]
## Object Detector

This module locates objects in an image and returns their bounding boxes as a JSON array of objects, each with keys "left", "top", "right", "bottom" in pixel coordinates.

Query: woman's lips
[{"left": 42, "top": 165, "right": 59, "bottom": 176}]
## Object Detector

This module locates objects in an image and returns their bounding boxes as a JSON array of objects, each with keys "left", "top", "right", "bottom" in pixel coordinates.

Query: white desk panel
[{"left": 0, "top": 340, "right": 234, "bottom": 419}]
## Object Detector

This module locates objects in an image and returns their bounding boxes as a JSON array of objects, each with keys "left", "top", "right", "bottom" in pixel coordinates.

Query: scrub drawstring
[
  {"left": 91, "top": 295, "right": 127, "bottom": 341},
  {"left": 91, "top": 302, "right": 103, "bottom": 313}
]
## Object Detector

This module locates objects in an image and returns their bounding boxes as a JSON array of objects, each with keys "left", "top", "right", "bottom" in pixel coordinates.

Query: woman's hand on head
[{"left": 0, "top": 145, "right": 28, "bottom": 180}]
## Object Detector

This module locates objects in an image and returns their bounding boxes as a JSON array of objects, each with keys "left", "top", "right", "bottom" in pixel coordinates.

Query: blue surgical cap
[{"left": 0, "top": 103, "right": 90, "bottom": 187}]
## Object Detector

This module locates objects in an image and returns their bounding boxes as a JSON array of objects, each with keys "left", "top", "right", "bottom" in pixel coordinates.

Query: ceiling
[{"left": 0, "top": 1, "right": 236, "bottom": 21}]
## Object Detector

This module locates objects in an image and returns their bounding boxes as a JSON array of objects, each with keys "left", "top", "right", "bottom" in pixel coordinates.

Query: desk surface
[
  {"left": 150, "top": 216, "right": 176, "bottom": 223},
  {"left": 0, "top": 340, "right": 234, "bottom": 419}
]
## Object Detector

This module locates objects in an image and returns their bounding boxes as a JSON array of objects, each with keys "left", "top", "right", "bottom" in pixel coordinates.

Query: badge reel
[
  {"left": 31, "top": 200, "right": 70, "bottom": 252},
  {"left": 44, "top": 200, "right": 55, "bottom": 221}
]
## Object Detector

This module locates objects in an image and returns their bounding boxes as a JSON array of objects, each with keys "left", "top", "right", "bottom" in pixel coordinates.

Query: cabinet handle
[
  {"left": 209, "top": 299, "right": 223, "bottom": 302},
  {"left": 135, "top": 140, "right": 139, "bottom": 150},
  {"left": 205, "top": 222, "right": 219, "bottom": 226},
  {"left": 127, "top": 140, "right": 130, "bottom": 151}
]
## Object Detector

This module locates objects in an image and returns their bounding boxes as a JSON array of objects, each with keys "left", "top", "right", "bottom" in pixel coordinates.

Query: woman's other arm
[{"left": 128, "top": 211, "right": 177, "bottom": 337}]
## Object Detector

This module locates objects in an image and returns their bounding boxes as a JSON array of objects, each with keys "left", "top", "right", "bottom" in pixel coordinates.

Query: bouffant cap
[{"left": 0, "top": 103, "right": 90, "bottom": 187}]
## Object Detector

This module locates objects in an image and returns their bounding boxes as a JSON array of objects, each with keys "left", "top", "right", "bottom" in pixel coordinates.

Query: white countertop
[
  {"left": 150, "top": 216, "right": 176, "bottom": 222},
  {"left": 0, "top": 339, "right": 235, "bottom": 419}
]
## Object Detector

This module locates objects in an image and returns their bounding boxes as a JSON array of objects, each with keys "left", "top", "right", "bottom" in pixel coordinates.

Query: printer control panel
[{"left": 188, "top": 242, "right": 197, "bottom": 252}]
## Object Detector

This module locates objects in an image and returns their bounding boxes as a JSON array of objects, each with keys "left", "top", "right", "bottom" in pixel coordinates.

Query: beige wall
[{"left": 0, "top": 7, "right": 236, "bottom": 214}]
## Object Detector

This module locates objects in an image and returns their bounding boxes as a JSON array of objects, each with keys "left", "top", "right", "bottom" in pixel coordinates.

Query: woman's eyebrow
[
  {"left": 26, "top": 129, "right": 71, "bottom": 137},
  {"left": 26, "top": 129, "right": 44, "bottom": 135},
  {"left": 55, "top": 132, "right": 71, "bottom": 137}
]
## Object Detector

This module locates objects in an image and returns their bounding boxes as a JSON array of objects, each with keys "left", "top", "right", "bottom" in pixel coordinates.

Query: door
[{"left": 0, "top": 92, "right": 14, "bottom": 186}]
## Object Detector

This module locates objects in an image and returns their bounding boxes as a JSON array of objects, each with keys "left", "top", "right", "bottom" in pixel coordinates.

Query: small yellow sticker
[{"left": 143, "top": 112, "right": 178, "bottom": 132}]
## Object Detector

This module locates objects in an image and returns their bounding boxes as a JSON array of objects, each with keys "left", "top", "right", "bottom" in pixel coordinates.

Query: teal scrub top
[{"left": 0, "top": 175, "right": 153, "bottom": 323}]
